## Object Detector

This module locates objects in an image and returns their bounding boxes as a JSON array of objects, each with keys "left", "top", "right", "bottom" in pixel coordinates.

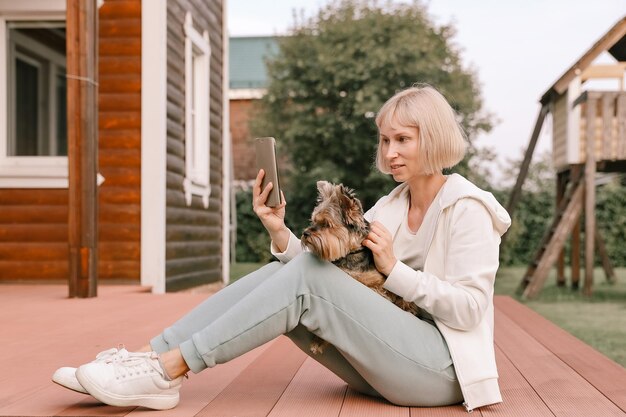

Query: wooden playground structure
[{"left": 510, "top": 16, "right": 626, "bottom": 299}]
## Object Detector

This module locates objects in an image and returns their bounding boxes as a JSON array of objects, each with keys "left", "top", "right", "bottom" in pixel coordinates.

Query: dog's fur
[{"left": 301, "top": 181, "right": 419, "bottom": 354}]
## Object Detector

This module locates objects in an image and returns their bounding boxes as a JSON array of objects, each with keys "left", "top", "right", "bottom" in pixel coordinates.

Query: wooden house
[
  {"left": 510, "top": 16, "right": 626, "bottom": 298},
  {"left": 0, "top": 0, "right": 230, "bottom": 293}
]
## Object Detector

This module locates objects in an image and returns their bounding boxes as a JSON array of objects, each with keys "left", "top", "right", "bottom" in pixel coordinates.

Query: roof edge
[
  {"left": 540, "top": 15, "right": 626, "bottom": 104},
  {"left": 229, "top": 88, "right": 266, "bottom": 100}
]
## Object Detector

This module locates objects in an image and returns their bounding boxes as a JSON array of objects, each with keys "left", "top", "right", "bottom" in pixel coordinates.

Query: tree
[
  {"left": 498, "top": 150, "right": 556, "bottom": 266},
  {"left": 251, "top": 0, "right": 493, "bottom": 234}
]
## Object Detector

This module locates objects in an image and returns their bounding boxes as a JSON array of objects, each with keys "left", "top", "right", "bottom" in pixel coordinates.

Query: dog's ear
[
  {"left": 337, "top": 185, "right": 362, "bottom": 212},
  {"left": 337, "top": 187, "right": 365, "bottom": 228},
  {"left": 338, "top": 184, "right": 356, "bottom": 199},
  {"left": 316, "top": 181, "right": 334, "bottom": 200}
]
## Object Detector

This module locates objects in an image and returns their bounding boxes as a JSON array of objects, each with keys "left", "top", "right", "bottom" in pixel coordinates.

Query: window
[
  {"left": 183, "top": 12, "right": 211, "bottom": 208},
  {"left": 0, "top": 11, "right": 67, "bottom": 188},
  {"left": 8, "top": 22, "right": 67, "bottom": 156}
]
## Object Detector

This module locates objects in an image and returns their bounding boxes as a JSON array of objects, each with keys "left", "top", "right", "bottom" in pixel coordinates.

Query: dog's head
[{"left": 301, "top": 181, "right": 370, "bottom": 261}]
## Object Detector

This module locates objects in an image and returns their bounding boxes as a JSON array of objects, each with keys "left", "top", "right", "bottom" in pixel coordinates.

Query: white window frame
[
  {"left": 183, "top": 12, "right": 211, "bottom": 208},
  {"left": 0, "top": 4, "right": 67, "bottom": 188}
]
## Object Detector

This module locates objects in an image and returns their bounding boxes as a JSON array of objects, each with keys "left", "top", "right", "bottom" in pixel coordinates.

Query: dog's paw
[
  {"left": 310, "top": 343, "right": 325, "bottom": 355},
  {"left": 310, "top": 336, "right": 329, "bottom": 355}
]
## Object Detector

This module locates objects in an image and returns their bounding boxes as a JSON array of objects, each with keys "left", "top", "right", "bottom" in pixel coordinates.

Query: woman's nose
[{"left": 385, "top": 145, "right": 398, "bottom": 159}]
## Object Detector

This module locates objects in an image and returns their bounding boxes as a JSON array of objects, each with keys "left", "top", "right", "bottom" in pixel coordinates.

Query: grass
[
  {"left": 230, "top": 262, "right": 626, "bottom": 368},
  {"left": 230, "top": 262, "right": 263, "bottom": 283}
]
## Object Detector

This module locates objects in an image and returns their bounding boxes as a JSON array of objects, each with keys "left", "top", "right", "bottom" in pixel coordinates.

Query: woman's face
[{"left": 379, "top": 121, "right": 422, "bottom": 183}]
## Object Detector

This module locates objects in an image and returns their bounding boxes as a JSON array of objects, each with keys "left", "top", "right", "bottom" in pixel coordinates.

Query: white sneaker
[
  {"left": 52, "top": 366, "right": 89, "bottom": 394},
  {"left": 75, "top": 351, "right": 183, "bottom": 410},
  {"left": 52, "top": 347, "right": 128, "bottom": 394}
]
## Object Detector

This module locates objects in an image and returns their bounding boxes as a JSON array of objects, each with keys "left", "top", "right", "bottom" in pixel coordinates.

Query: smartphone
[{"left": 255, "top": 137, "right": 283, "bottom": 207}]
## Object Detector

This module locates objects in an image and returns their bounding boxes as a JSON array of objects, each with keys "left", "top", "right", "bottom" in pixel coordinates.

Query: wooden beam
[
  {"left": 617, "top": 94, "right": 626, "bottom": 159},
  {"left": 518, "top": 168, "right": 584, "bottom": 294},
  {"left": 571, "top": 215, "right": 581, "bottom": 290},
  {"left": 572, "top": 91, "right": 589, "bottom": 109},
  {"left": 522, "top": 182, "right": 584, "bottom": 299},
  {"left": 570, "top": 166, "right": 582, "bottom": 290},
  {"left": 67, "top": 0, "right": 99, "bottom": 298},
  {"left": 595, "top": 227, "right": 616, "bottom": 284},
  {"left": 584, "top": 97, "right": 597, "bottom": 297},
  {"left": 556, "top": 171, "right": 567, "bottom": 287},
  {"left": 581, "top": 63, "right": 626, "bottom": 82},
  {"left": 552, "top": 17, "right": 626, "bottom": 95},
  {"left": 505, "top": 104, "right": 549, "bottom": 223}
]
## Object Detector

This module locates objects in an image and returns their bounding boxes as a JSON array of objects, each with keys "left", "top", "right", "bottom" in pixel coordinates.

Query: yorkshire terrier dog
[{"left": 301, "top": 181, "right": 419, "bottom": 354}]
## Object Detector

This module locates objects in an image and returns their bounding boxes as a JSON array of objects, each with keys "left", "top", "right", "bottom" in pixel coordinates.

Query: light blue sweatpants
[{"left": 150, "top": 253, "right": 462, "bottom": 406}]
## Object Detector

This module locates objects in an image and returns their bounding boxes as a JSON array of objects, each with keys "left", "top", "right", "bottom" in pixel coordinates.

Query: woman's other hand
[
  {"left": 253, "top": 169, "right": 290, "bottom": 251},
  {"left": 362, "top": 221, "right": 397, "bottom": 276}
]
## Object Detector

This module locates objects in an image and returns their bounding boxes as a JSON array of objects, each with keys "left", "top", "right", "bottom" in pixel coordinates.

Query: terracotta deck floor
[{"left": 1, "top": 284, "right": 625, "bottom": 416}]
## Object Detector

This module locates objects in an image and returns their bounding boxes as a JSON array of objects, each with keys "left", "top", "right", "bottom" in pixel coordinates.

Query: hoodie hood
[
  {"left": 438, "top": 174, "right": 511, "bottom": 236},
  {"left": 375, "top": 174, "right": 511, "bottom": 237}
]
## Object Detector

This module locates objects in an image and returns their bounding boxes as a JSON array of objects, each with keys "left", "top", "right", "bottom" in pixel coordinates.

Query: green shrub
[
  {"left": 593, "top": 180, "right": 626, "bottom": 266},
  {"left": 234, "top": 188, "right": 273, "bottom": 263}
]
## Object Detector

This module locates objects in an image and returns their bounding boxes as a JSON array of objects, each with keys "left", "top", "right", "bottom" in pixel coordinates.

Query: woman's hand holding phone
[
  {"left": 254, "top": 137, "right": 282, "bottom": 207},
  {"left": 252, "top": 169, "right": 290, "bottom": 252}
]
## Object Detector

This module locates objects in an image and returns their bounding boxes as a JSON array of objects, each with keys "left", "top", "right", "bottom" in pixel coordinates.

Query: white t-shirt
[
  {"left": 392, "top": 183, "right": 447, "bottom": 321},
  {"left": 392, "top": 183, "right": 446, "bottom": 271}
]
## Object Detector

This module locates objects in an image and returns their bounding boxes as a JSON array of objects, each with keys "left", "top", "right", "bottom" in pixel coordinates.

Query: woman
[{"left": 53, "top": 85, "right": 510, "bottom": 412}]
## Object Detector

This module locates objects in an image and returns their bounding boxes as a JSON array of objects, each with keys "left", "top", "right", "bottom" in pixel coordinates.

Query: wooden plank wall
[
  {"left": 0, "top": 190, "right": 69, "bottom": 280},
  {"left": 0, "top": 0, "right": 141, "bottom": 283},
  {"left": 165, "top": 0, "right": 224, "bottom": 290},
  {"left": 98, "top": 0, "right": 142, "bottom": 281},
  {"left": 578, "top": 92, "right": 626, "bottom": 164},
  {"left": 552, "top": 94, "right": 568, "bottom": 171}
]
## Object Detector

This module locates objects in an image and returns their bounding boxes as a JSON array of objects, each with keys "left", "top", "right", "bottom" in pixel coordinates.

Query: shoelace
[
  {"left": 94, "top": 347, "right": 120, "bottom": 361},
  {"left": 113, "top": 352, "right": 164, "bottom": 380},
  {"left": 98, "top": 344, "right": 155, "bottom": 365},
  {"left": 95, "top": 344, "right": 135, "bottom": 363}
]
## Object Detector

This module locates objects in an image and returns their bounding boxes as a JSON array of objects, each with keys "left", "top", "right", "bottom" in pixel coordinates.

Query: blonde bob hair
[{"left": 375, "top": 85, "right": 468, "bottom": 175}]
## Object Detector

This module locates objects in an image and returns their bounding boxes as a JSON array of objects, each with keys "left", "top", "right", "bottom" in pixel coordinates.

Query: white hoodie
[{"left": 271, "top": 174, "right": 511, "bottom": 411}]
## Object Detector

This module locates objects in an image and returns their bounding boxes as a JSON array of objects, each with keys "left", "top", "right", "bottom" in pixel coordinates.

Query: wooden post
[
  {"left": 522, "top": 182, "right": 584, "bottom": 299},
  {"left": 571, "top": 215, "right": 581, "bottom": 290},
  {"left": 556, "top": 170, "right": 567, "bottom": 287},
  {"left": 570, "top": 165, "right": 581, "bottom": 290},
  {"left": 505, "top": 105, "right": 549, "bottom": 223},
  {"left": 617, "top": 94, "right": 626, "bottom": 159},
  {"left": 67, "top": 0, "right": 99, "bottom": 298},
  {"left": 584, "top": 98, "right": 596, "bottom": 297},
  {"left": 595, "top": 227, "right": 616, "bottom": 283}
]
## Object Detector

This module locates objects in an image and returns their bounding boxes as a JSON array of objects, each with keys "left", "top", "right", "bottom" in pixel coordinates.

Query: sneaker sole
[{"left": 75, "top": 368, "right": 179, "bottom": 410}]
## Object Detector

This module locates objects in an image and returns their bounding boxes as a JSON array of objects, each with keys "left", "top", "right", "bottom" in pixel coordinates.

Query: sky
[{"left": 227, "top": 0, "right": 626, "bottom": 182}]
